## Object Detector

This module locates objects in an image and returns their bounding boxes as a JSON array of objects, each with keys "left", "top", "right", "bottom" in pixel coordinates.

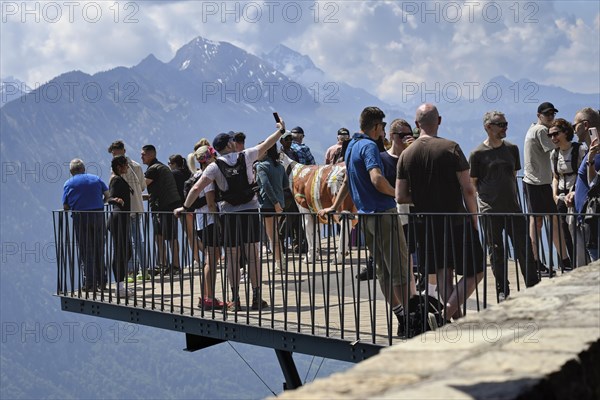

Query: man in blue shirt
[
  {"left": 320, "top": 107, "right": 413, "bottom": 336},
  {"left": 62, "top": 158, "right": 109, "bottom": 291}
]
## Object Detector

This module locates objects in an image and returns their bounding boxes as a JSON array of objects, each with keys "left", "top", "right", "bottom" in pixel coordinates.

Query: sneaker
[
  {"left": 117, "top": 284, "right": 134, "bottom": 298},
  {"left": 147, "top": 267, "right": 162, "bottom": 277},
  {"left": 162, "top": 266, "right": 181, "bottom": 276},
  {"left": 498, "top": 292, "right": 507, "bottom": 303},
  {"left": 539, "top": 264, "right": 556, "bottom": 278},
  {"left": 227, "top": 299, "right": 242, "bottom": 312},
  {"left": 126, "top": 274, "right": 135, "bottom": 284},
  {"left": 136, "top": 272, "right": 151, "bottom": 281},
  {"left": 356, "top": 262, "right": 375, "bottom": 281}
]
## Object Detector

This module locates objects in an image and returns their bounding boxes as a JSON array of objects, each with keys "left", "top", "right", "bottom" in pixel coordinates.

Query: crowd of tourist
[{"left": 61, "top": 102, "right": 600, "bottom": 336}]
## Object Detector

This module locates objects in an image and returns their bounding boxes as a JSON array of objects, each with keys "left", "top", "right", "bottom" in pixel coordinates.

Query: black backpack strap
[
  {"left": 552, "top": 148, "right": 559, "bottom": 176},
  {"left": 571, "top": 142, "right": 581, "bottom": 174}
]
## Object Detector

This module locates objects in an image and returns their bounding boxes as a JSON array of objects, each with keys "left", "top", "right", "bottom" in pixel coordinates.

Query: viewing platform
[{"left": 52, "top": 209, "right": 586, "bottom": 389}]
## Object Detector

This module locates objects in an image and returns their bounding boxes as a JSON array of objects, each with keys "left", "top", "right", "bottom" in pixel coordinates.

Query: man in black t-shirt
[
  {"left": 141, "top": 144, "right": 182, "bottom": 276},
  {"left": 396, "top": 104, "right": 484, "bottom": 322},
  {"left": 469, "top": 111, "right": 540, "bottom": 302}
]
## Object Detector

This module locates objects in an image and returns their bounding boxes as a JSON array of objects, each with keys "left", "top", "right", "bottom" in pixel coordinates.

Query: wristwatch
[{"left": 279, "top": 128, "right": 286, "bottom": 135}]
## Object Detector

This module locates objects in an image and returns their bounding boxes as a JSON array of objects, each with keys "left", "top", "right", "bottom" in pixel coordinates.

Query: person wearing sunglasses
[
  {"left": 523, "top": 102, "right": 571, "bottom": 276},
  {"left": 470, "top": 111, "right": 540, "bottom": 303},
  {"left": 571, "top": 108, "right": 600, "bottom": 261},
  {"left": 549, "top": 119, "right": 587, "bottom": 268}
]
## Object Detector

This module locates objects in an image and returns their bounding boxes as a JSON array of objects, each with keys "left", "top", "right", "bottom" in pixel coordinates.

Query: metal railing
[{"left": 52, "top": 208, "right": 599, "bottom": 347}]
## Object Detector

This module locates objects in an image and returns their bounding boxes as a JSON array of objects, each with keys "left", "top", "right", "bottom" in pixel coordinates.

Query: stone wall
[{"left": 276, "top": 262, "right": 600, "bottom": 400}]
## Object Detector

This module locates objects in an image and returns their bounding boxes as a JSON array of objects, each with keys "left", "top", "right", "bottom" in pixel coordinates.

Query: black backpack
[
  {"left": 182, "top": 171, "right": 207, "bottom": 210},
  {"left": 398, "top": 294, "right": 445, "bottom": 339},
  {"left": 214, "top": 153, "right": 258, "bottom": 206},
  {"left": 552, "top": 142, "right": 582, "bottom": 176}
]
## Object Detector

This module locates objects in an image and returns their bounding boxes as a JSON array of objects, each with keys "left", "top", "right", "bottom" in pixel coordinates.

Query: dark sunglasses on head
[
  {"left": 547, "top": 131, "right": 562, "bottom": 138},
  {"left": 489, "top": 122, "right": 508, "bottom": 128}
]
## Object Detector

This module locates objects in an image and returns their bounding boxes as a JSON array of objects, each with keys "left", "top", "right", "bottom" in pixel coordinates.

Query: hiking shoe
[{"left": 251, "top": 298, "right": 269, "bottom": 310}]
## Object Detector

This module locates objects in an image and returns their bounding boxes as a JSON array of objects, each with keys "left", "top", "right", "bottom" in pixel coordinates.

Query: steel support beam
[
  {"left": 275, "top": 349, "right": 302, "bottom": 390},
  {"left": 60, "top": 296, "right": 382, "bottom": 363},
  {"left": 184, "top": 333, "right": 224, "bottom": 352}
]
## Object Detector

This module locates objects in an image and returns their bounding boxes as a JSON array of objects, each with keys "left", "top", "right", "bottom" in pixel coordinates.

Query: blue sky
[{"left": 1, "top": 0, "right": 599, "bottom": 103}]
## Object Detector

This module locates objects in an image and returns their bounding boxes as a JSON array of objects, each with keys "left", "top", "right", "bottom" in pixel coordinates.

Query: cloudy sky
[{"left": 1, "top": 0, "right": 599, "bottom": 104}]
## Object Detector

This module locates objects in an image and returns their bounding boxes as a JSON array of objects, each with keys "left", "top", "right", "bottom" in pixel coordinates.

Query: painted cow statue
[{"left": 280, "top": 153, "right": 357, "bottom": 261}]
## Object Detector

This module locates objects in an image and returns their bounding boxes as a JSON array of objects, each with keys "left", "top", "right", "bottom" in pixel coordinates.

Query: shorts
[
  {"left": 523, "top": 183, "right": 557, "bottom": 214},
  {"left": 197, "top": 223, "right": 220, "bottom": 247},
  {"left": 361, "top": 208, "right": 410, "bottom": 287},
  {"left": 415, "top": 216, "right": 484, "bottom": 276},
  {"left": 152, "top": 211, "right": 178, "bottom": 240},
  {"left": 221, "top": 209, "right": 260, "bottom": 247}
]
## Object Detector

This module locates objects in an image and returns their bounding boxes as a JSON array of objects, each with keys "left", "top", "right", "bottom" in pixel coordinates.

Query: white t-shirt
[
  {"left": 202, "top": 147, "right": 260, "bottom": 212},
  {"left": 523, "top": 123, "right": 555, "bottom": 185}
]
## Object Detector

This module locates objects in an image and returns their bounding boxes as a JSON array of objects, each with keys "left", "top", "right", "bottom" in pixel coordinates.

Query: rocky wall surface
[{"left": 276, "top": 262, "right": 600, "bottom": 400}]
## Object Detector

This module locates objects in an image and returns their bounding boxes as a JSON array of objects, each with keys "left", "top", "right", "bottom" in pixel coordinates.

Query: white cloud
[{"left": 1, "top": 0, "right": 598, "bottom": 99}]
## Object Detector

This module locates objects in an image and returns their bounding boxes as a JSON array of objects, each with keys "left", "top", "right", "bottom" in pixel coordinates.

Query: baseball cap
[
  {"left": 538, "top": 102, "right": 558, "bottom": 114},
  {"left": 280, "top": 131, "right": 293, "bottom": 140},
  {"left": 291, "top": 126, "right": 304, "bottom": 135},
  {"left": 212, "top": 131, "right": 235, "bottom": 152},
  {"left": 337, "top": 128, "right": 350, "bottom": 136}
]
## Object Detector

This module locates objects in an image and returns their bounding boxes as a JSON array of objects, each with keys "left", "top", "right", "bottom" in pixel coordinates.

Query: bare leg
[
  {"left": 529, "top": 216, "right": 543, "bottom": 261},
  {"left": 169, "top": 239, "right": 180, "bottom": 268},
  {"left": 204, "top": 245, "right": 219, "bottom": 299},
  {"left": 264, "top": 216, "right": 282, "bottom": 267},
  {"left": 246, "top": 242, "right": 261, "bottom": 288},
  {"left": 155, "top": 233, "right": 166, "bottom": 267},
  {"left": 549, "top": 215, "right": 568, "bottom": 261},
  {"left": 443, "top": 271, "right": 484, "bottom": 320},
  {"left": 224, "top": 247, "right": 240, "bottom": 301}
]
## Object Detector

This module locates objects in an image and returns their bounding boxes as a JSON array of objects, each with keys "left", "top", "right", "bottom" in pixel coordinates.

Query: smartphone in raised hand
[
  {"left": 273, "top": 112, "right": 281, "bottom": 123},
  {"left": 589, "top": 127, "right": 598, "bottom": 143}
]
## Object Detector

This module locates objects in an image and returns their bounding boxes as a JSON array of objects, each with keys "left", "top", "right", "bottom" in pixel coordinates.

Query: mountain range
[{"left": 0, "top": 35, "right": 598, "bottom": 399}]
